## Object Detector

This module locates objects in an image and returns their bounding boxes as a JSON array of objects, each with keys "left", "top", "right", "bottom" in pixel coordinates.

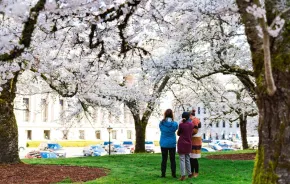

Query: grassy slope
[{"left": 23, "top": 150, "right": 255, "bottom": 184}]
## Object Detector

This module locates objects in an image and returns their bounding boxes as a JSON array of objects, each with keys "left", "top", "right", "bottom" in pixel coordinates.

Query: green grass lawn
[{"left": 23, "top": 150, "right": 255, "bottom": 184}]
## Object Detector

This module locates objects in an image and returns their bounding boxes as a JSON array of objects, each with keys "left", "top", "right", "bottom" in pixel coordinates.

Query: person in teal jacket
[{"left": 159, "top": 109, "right": 178, "bottom": 178}]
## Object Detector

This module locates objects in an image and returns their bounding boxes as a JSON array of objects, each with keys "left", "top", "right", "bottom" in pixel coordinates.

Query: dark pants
[
  {"left": 161, "top": 147, "right": 176, "bottom": 176},
  {"left": 190, "top": 158, "right": 199, "bottom": 173}
]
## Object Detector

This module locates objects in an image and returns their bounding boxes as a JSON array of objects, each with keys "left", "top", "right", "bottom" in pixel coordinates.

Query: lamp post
[{"left": 107, "top": 126, "right": 113, "bottom": 155}]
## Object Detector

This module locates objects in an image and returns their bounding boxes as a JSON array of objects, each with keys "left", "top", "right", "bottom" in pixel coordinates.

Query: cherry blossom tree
[
  {"left": 169, "top": 0, "right": 290, "bottom": 181},
  {"left": 0, "top": 0, "right": 145, "bottom": 163},
  {"left": 235, "top": 0, "right": 290, "bottom": 183},
  {"left": 202, "top": 77, "right": 258, "bottom": 149}
]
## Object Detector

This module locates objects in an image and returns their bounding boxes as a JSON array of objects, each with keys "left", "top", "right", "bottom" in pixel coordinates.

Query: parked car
[
  {"left": 122, "top": 141, "right": 135, "bottom": 153},
  {"left": 216, "top": 140, "right": 234, "bottom": 148},
  {"left": 232, "top": 140, "right": 242, "bottom": 149},
  {"left": 25, "top": 150, "right": 41, "bottom": 159},
  {"left": 202, "top": 139, "right": 212, "bottom": 143},
  {"left": 201, "top": 147, "right": 216, "bottom": 152},
  {"left": 102, "top": 141, "right": 114, "bottom": 152},
  {"left": 113, "top": 145, "right": 131, "bottom": 154},
  {"left": 247, "top": 137, "right": 259, "bottom": 149},
  {"left": 83, "top": 145, "right": 107, "bottom": 156},
  {"left": 39, "top": 151, "right": 58, "bottom": 158},
  {"left": 38, "top": 143, "right": 66, "bottom": 158},
  {"left": 209, "top": 144, "right": 223, "bottom": 151},
  {"left": 222, "top": 147, "right": 236, "bottom": 151},
  {"left": 145, "top": 141, "right": 155, "bottom": 153}
]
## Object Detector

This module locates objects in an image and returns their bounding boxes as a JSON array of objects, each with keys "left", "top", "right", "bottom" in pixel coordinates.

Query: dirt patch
[
  {"left": 206, "top": 153, "right": 256, "bottom": 160},
  {"left": 0, "top": 163, "right": 108, "bottom": 184}
]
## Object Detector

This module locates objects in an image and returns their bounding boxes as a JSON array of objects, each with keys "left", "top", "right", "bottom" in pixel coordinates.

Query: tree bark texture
[
  {"left": 126, "top": 104, "right": 148, "bottom": 153},
  {"left": 134, "top": 117, "right": 146, "bottom": 153},
  {"left": 236, "top": 0, "right": 290, "bottom": 183},
  {"left": 0, "top": 75, "right": 20, "bottom": 164},
  {"left": 239, "top": 115, "right": 249, "bottom": 149}
]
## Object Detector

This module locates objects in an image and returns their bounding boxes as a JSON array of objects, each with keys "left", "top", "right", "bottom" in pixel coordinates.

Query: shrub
[{"left": 27, "top": 140, "right": 104, "bottom": 147}]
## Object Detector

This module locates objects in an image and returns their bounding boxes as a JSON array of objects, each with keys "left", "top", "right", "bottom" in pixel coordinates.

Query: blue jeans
[{"left": 179, "top": 154, "right": 191, "bottom": 176}]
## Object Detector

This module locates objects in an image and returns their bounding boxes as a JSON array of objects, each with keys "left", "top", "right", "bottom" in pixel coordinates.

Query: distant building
[
  {"left": 14, "top": 93, "right": 159, "bottom": 143},
  {"left": 15, "top": 94, "right": 258, "bottom": 145}
]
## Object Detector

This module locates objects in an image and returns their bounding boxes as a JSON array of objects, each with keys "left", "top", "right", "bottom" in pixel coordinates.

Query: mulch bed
[
  {"left": 206, "top": 153, "right": 256, "bottom": 160},
  {"left": 0, "top": 163, "right": 108, "bottom": 184}
]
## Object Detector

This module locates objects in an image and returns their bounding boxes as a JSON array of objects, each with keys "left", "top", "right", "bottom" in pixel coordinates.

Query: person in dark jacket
[
  {"left": 177, "top": 112, "right": 194, "bottom": 181},
  {"left": 159, "top": 109, "right": 178, "bottom": 178}
]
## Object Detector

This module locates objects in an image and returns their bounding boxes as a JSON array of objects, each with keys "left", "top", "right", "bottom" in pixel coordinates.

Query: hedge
[
  {"left": 27, "top": 140, "right": 104, "bottom": 147},
  {"left": 27, "top": 140, "right": 160, "bottom": 147}
]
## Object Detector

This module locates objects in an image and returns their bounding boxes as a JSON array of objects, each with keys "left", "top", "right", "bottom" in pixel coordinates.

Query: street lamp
[{"left": 107, "top": 126, "right": 113, "bottom": 155}]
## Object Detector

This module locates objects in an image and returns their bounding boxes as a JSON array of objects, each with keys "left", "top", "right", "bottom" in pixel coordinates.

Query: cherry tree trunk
[
  {"left": 0, "top": 76, "right": 20, "bottom": 164},
  {"left": 239, "top": 115, "right": 249, "bottom": 149},
  {"left": 235, "top": 0, "right": 290, "bottom": 183},
  {"left": 253, "top": 79, "right": 290, "bottom": 183},
  {"left": 134, "top": 120, "right": 146, "bottom": 153}
]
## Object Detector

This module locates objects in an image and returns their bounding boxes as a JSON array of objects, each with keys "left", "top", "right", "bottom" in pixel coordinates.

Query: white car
[
  {"left": 211, "top": 140, "right": 234, "bottom": 148},
  {"left": 122, "top": 141, "right": 135, "bottom": 153},
  {"left": 83, "top": 145, "right": 107, "bottom": 156},
  {"left": 113, "top": 145, "right": 131, "bottom": 154},
  {"left": 102, "top": 141, "right": 114, "bottom": 152},
  {"left": 201, "top": 147, "right": 216, "bottom": 152},
  {"left": 247, "top": 137, "right": 259, "bottom": 149},
  {"left": 38, "top": 142, "right": 66, "bottom": 157},
  {"left": 145, "top": 141, "right": 155, "bottom": 153},
  {"left": 233, "top": 140, "right": 243, "bottom": 149},
  {"left": 208, "top": 143, "right": 223, "bottom": 151}
]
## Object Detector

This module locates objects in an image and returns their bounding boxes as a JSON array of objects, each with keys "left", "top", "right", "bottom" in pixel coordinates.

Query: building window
[
  {"left": 222, "top": 120, "right": 226, "bottom": 128},
  {"left": 229, "top": 123, "right": 233, "bottom": 128},
  {"left": 27, "top": 130, "right": 32, "bottom": 140},
  {"left": 204, "top": 108, "right": 206, "bottom": 114},
  {"left": 79, "top": 130, "right": 85, "bottom": 139},
  {"left": 112, "top": 130, "right": 117, "bottom": 139},
  {"left": 127, "top": 130, "right": 132, "bottom": 139},
  {"left": 95, "top": 130, "right": 101, "bottom": 139},
  {"left": 204, "top": 123, "right": 207, "bottom": 127},
  {"left": 23, "top": 98, "right": 30, "bottom": 122},
  {"left": 198, "top": 107, "right": 200, "bottom": 114},
  {"left": 216, "top": 122, "right": 219, "bottom": 128},
  {"left": 41, "top": 99, "right": 48, "bottom": 122},
  {"left": 59, "top": 99, "right": 64, "bottom": 111},
  {"left": 203, "top": 133, "right": 206, "bottom": 139},
  {"left": 237, "top": 123, "right": 240, "bottom": 128},
  {"left": 44, "top": 130, "right": 50, "bottom": 139},
  {"left": 62, "top": 130, "right": 68, "bottom": 140},
  {"left": 209, "top": 122, "right": 212, "bottom": 127}
]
